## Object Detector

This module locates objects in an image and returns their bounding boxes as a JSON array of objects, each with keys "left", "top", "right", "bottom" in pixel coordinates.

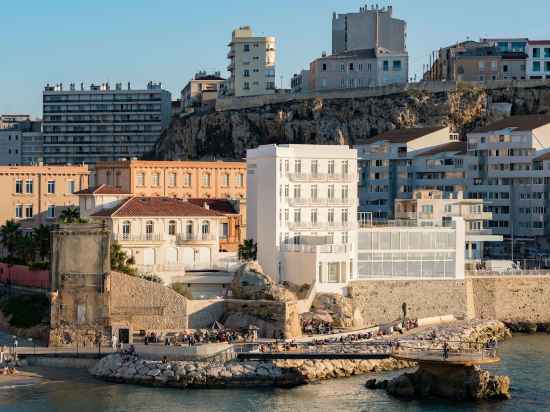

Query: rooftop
[
  {"left": 471, "top": 115, "right": 550, "bottom": 133},
  {"left": 415, "top": 141, "right": 467, "bottom": 157},
  {"left": 529, "top": 40, "right": 550, "bottom": 45},
  {"left": 92, "top": 196, "right": 225, "bottom": 218},
  {"left": 188, "top": 198, "right": 240, "bottom": 214},
  {"left": 75, "top": 184, "right": 130, "bottom": 195},
  {"left": 358, "top": 127, "right": 446, "bottom": 145}
]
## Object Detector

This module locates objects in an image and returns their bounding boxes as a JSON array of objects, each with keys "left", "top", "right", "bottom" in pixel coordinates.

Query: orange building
[
  {"left": 93, "top": 160, "right": 247, "bottom": 251},
  {"left": 0, "top": 164, "right": 89, "bottom": 229}
]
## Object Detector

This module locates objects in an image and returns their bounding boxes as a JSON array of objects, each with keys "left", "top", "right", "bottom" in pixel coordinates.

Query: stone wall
[
  {"left": 108, "top": 272, "right": 188, "bottom": 335},
  {"left": 349, "top": 280, "right": 468, "bottom": 326},
  {"left": 186, "top": 299, "right": 225, "bottom": 329},
  {"left": 349, "top": 276, "right": 550, "bottom": 326}
]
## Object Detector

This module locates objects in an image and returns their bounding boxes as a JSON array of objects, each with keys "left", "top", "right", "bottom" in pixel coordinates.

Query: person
[
  {"left": 443, "top": 341, "right": 449, "bottom": 360},
  {"left": 112, "top": 335, "right": 118, "bottom": 351},
  {"left": 161, "top": 356, "right": 168, "bottom": 364},
  {"left": 0, "top": 346, "right": 4, "bottom": 364}
]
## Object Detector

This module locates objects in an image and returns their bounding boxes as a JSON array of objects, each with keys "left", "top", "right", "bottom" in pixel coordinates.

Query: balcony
[
  {"left": 136, "top": 264, "right": 186, "bottom": 274},
  {"left": 113, "top": 234, "right": 164, "bottom": 242},
  {"left": 287, "top": 173, "right": 356, "bottom": 183},
  {"left": 287, "top": 222, "right": 357, "bottom": 231},
  {"left": 287, "top": 197, "right": 354, "bottom": 207},
  {"left": 281, "top": 244, "right": 352, "bottom": 254},
  {"left": 175, "top": 233, "right": 217, "bottom": 243}
]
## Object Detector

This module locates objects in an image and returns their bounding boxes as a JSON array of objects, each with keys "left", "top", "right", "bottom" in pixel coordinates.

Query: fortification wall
[{"left": 349, "top": 276, "right": 550, "bottom": 326}]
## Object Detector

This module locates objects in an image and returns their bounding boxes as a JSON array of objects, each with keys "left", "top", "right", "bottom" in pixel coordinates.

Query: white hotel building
[{"left": 247, "top": 145, "right": 358, "bottom": 293}]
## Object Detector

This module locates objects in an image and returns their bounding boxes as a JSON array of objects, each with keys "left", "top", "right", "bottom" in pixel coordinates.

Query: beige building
[
  {"left": 224, "top": 26, "right": 276, "bottom": 97},
  {"left": 181, "top": 72, "right": 225, "bottom": 110},
  {"left": 0, "top": 164, "right": 89, "bottom": 228},
  {"left": 93, "top": 160, "right": 246, "bottom": 200},
  {"left": 394, "top": 189, "right": 502, "bottom": 262}
]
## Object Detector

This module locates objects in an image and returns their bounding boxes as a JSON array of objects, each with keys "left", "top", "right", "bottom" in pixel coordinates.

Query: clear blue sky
[{"left": 1, "top": 0, "right": 548, "bottom": 117}]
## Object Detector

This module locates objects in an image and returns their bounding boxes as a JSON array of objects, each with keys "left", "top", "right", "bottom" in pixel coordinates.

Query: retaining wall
[{"left": 0, "top": 263, "right": 49, "bottom": 289}]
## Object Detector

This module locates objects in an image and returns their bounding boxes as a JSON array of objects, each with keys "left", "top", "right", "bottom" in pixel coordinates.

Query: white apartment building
[
  {"left": 357, "top": 218, "right": 466, "bottom": 280},
  {"left": 82, "top": 194, "right": 224, "bottom": 284},
  {"left": 527, "top": 40, "right": 550, "bottom": 79},
  {"left": 42, "top": 82, "right": 171, "bottom": 164},
  {"left": 181, "top": 72, "right": 225, "bottom": 110},
  {"left": 247, "top": 144, "right": 358, "bottom": 294},
  {"left": 355, "top": 127, "right": 465, "bottom": 220},
  {"left": 394, "top": 189, "right": 502, "bottom": 262},
  {"left": 466, "top": 115, "right": 550, "bottom": 241},
  {"left": 0, "top": 114, "right": 31, "bottom": 129},
  {"left": 224, "top": 26, "right": 276, "bottom": 97}
]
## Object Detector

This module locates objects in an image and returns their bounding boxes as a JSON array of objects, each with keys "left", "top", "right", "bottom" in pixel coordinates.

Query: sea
[{"left": 0, "top": 334, "right": 549, "bottom": 412}]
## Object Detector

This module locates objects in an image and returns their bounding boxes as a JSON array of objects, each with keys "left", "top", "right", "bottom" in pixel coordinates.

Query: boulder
[
  {"left": 230, "top": 262, "right": 296, "bottom": 301},
  {"left": 310, "top": 293, "right": 363, "bottom": 328}
]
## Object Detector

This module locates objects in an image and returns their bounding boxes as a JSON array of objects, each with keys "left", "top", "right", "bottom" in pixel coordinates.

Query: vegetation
[
  {"left": 110, "top": 242, "right": 137, "bottom": 276},
  {"left": 0, "top": 220, "right": 52, "bottom": 267},
  {"left": 0, "top": 294, "right": 50, "bottom": 329},
  {"left": 138, "top": 274, "right": 163, "bottom": 284},
  {"left": 170, "top": 282, "right": 194, "bottom": 299},
  {"left": 59, "top": 206, "right": 88, "bottom": 224},
  {"left": 238, "top": 239, "right": 257, "bottom": 262}
]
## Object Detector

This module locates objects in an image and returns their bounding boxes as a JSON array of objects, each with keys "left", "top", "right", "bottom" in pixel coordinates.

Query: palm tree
[
  {"left": 15, "top": 233, "right": 34, "bottom": 263},
  {"left": 238, "top": 239, "right": 257, "bottom": 262},
  {"left": 32, "top": 224, "right": 51, "bottom": 261},
  {"left": 0, "top": 220, "right": 21, "bottom": 258},
  {"left": 110, "top": 242, "right": 137, "bottom": 276},
  {"left": 59, "top": 207, "right": 80, "bottom": 224}
]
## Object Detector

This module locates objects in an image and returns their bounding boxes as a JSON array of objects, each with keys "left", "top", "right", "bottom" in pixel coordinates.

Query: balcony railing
[
  {"left": 113, "top": 234, "right": 164, "bottom": 242},
  {"left": 287, "top": 197, "right": 354, "bottom": 207},
  {"left": 176, "top": 233, "right": 217, "bottom": 242},
  {"left": 287, "top": 173, "right": 356, "bottom": 183},
  {"left": 281, "top": 244, "right": 352, "bottom": 254},
  {"left": 287, "top": 222, "right": 357, "bottom": 231}
]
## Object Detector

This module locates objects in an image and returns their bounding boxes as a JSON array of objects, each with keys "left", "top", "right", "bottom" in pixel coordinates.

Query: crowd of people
[{"left": 140, "top": 328, "right": 257, "bottom": 348}]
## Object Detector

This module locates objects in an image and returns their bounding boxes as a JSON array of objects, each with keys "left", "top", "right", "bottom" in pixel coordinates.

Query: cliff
[{"left": 154, "top": 83, "right": 550, "bottom": 161}]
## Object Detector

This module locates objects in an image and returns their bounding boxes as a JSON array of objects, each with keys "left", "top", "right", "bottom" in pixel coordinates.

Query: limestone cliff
[{"left": 154, "top": 84, "right": 550, "bottom": 161}]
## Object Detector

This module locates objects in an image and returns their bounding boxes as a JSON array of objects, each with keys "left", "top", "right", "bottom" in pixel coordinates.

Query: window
[
  {"left": 243, "top": 82, "right": 250, "bottom": 90},
  {"left": 341, "top": 185, "right": 349, "bottom": 200},
  {"left": 393, "top": 60, "right": 402, "bottom": 71},
  {"left": 322, "top": 63, "right": 327, "bottom": 71},
  {"left": 383, "top": 61, "right": 389, "bottom": 71},
  {"left": 340, "top": 64, "right": 345, "bottom": 72},
  {"left": 168, "top": 173, "right": 177, "bottom": 187},
  {"left": 358, "top": 63, "right": 363, "bottom": 72},
  {"left": 546, "top": 62, "right": 550, "bottom": 72},
  {"left": 342, "top": 160, "right": 349, "bottom": 175},
  {"left": 533, "top": 48, "right": 540, "bottom": 58},
  {"left": 152, "top": 173, "right": 160, "bottom": 187},
  {"left": 284, "top": 209, "right": 289, "bottom": 222},
  {"left": 168, "top": 220, "right": 177, "bottom": 236},
  {"left": 243, "top": 44, "right": 250, "bottom": 52},
  {"left": 15, "top": 180, "right": 22, "bottom": 194},
  {"left": 284, "top": 160, "right": 289, "bottom": 174},
  {"left": 25, "top": 180, "right": 33, "bottom": 193},
  {"left": 328, "top": 209, "right": 335, "bottom": 223},
  {"left": 25, "top": 205, "right": 33, "bottom": 218},
  {"left": 341, "top": 209, "right": 348, "bottom": 224},
  {"left": 545, "top": 48, "right": 550, "bottom": 58},
  {"left": 479, "top": 61, "right": 485, "bottom": 70},
  {"left": 533, "top": 61, "right": 541, "bottom": 72},
  {"left": 310, "top": 185, "right": 318, "bottom": 200},
  {"left": 293, "top": 209, "right": 301, "bottom": 223},
  {"left": 47, "top": 205, "right": 55, "bottom": 219},
  {"left": 503, "top": 65, "right": 509, "bottom": 73},
  {"left": 15, "top": 205, "right": 22, "bottom": 218},
  {"left": 122, "top": 221, "right": 131, "bottom": 240},
  {"left": 421, "top": 205, "right": 434, "bottom": 214},
  {"left": 311, "top": 209, "right": 318, "bottom": 224},
  {"left": 47, "top": 180, "right": 55, "bottom": 194},
  {"left": 67, "top": 180, "right": 75, "bottom": 194},
  {"left": 145, "top": 221, "right": 154, "bottom": 240},
  {"left": 311, "top": 160, "right": 318, "bottom": 175},
  {"left": 202, "top": 173, "right": 211, "bottom": 188},
  {"left": 186, "top": 221, "right": 193, "bottom": 237},
  {"left": 222, "top": 174, "right": 230, "bottom": 187},
  {"left": 342, "top": 231, "right": 349, "bottom": 244},
  {"left": 328, "top": 185, "right": 335, "bottom": 200},
  {"left": 183, "top": 173, "right": 191, "bottom": 187},
  {"left": 293, "top": 185, "right": 301, "bottom": 199},
  {"left": 243, "top": 69, "right": 250, "bottom": 77},
  {"left": 201, "top": 221, "right": 210, "bottom": 239},
  {"left": 220, "top": 223, "right": 229, "bottom": 239},
  {"left": 491, "top": 61, "right": 497, "bottom": 71},
  {"left": 328, "top": 160, "right": 335, "bottom": 175},
  {"left": 349, "top": 63, "right": 354, "bottom": 71},
  {"left": 284, "top": 185, "right": 289, "bottom": 198},
  {"left": 136, "top": 173, "right": 145, "bottom": 187},
  {"left": 236, "top": 173, "right": 244, "bottom": 187},
  {"left": 294, "top": 160, "right": 302, "bottom": 174}
]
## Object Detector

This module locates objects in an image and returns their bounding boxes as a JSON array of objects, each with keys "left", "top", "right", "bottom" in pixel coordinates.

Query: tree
[
  {"left": 0, "top": 220, "right": 21, "bottom": 259},
  {"left": 59, "top": 206, "right": 81, "bottom": 224},
  {"left": 110, "top": 242, "right": 137, "bottom": 276},
  {"left": 32, "top": 224, "right": 51, "bottom": 261},
  {"left": 14, "top": 233, "right": 34, "bottom": 263},
  {"left": 238, "top": 239, "right": 257, "bottom": 262}
]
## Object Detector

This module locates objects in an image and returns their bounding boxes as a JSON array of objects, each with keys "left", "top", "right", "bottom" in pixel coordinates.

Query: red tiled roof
[
  {"left": 188, "top": 198, "right": 239, "bottom": 214},
  {"left": 415, "top": 141, "right": 467, "bottom": 157},
  {"left": 471, "top": 115, "right": 550, "bottom": 133},
  {"left": 75, "top": 184, "right": 130, "bottom": 195},
  {"left": 92, "top": 197, "right": 225, "bottom": 218},
  {"left": 358, "top": 127, "right": 446, "bottom": 145}
]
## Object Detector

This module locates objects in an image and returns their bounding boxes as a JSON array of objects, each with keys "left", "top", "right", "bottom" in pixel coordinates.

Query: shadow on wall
[{"left": 187, "top": 300, "right": 225, "bottom": 329}]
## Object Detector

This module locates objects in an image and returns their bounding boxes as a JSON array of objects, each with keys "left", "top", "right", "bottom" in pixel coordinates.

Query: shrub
[{"left": 0, "top": 294, "right": 50, "bottom": 329}]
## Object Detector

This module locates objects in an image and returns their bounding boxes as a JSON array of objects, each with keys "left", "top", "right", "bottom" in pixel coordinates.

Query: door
[{"left": 118, "top": 328, "right": 130, "bottom": 344}]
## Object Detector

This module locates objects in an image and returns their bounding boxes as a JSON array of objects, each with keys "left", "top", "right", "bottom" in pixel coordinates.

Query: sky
[{"left": 1, "top": 0, "right": 549, "bottom": 118}]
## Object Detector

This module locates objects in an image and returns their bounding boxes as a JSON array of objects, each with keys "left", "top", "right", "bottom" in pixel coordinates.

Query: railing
[
  {"left": 281, "top": 244, "right": 351, "bottom": 254},
  {"left": 287, "top": 222, "right": 357, "bottom": 231},
  {"left": 176, "top": 233, "right": 217, "bottom": 242},
  {"left": 287, "top": 173, "right": 356, "bottom": 183},
  {"left": 287, "top": 198, "right": 354, "bottom": 207},
  {"left": 113, "top": 234, "right": 163, "bottom": 242}
]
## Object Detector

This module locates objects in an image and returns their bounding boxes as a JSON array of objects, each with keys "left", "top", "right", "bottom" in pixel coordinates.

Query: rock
[
  {"left": 229, "top": 261, "right": 295, "bottom": 301},
  {"left": 386, "top": 374, "right": 416, "bottom": 399},
  {"left": 310, "top": 293, "right": 360, "bottom": 328}
]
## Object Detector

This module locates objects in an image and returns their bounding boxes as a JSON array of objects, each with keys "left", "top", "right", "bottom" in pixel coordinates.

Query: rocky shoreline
[{"left": 90, "top": 319, "right": 510, "bottom": 390}]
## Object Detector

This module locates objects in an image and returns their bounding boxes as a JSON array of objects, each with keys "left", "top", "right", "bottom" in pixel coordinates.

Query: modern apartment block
[
  {"left": 332, "top": 5, "right": 406, "bottom": 54},
  {"left": 466, "top": 115, "right": 550, "bottom": 240},
  {"left": 0, "top": 121, "right": 43, "bottom": 165},
  {"left": 0, "top": 164, "right": 89, "bottom": 229},
  {"left": 247, "top": 144, "right": 358, "bottom": 294},
  {"left": 527, "top": 40, "right": 550, "bottom": 79},
  {"left": 394, "top": 189, "right": 502, "bottom": 262},
  {"left": 42, "top": 82, "right": 171, "bottom": 165},
  {"left": 224, "top": 26, "right": 276, "bottom": 97},
  {"left": 355, "top": 126, "right": 465, "bottom": 220},
  {"left": 181, "top": 72, "right": 225, "bottom": 110}
]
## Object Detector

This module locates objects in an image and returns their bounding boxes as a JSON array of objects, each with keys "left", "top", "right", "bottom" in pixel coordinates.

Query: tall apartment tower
[
  {"left": 332, "top": 5, "right": 407, "bottom": 54},
  {"left": 42, "top": 82, "right": 171, "bottom": 165},
  {"left": 225, "top": 26, "right": 276, "bottom": 97},
  {"left": 247, "top": 144, "right": 358, "bottom": 294}
]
